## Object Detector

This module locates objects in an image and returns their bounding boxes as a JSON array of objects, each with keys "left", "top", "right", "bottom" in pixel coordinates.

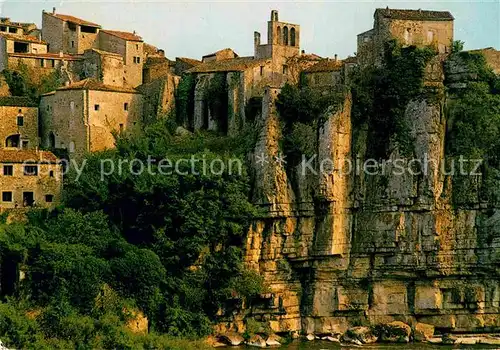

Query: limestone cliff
[{"left": 240, "top": 52, "right": 500, "bottom": 335}]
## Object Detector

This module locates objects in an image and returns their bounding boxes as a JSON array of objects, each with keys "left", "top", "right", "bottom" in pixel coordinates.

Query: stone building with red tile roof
[
  {"left": 0, "top": 149, "right": 63, "bottom": 210},
  {"left": 40, "top": 79, "right": 143, "bottom": 159}
]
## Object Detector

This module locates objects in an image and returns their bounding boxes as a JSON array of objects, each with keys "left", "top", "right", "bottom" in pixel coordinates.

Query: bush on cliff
[{"left": 350, "top": 41, "right": 436, "bottom": 158}]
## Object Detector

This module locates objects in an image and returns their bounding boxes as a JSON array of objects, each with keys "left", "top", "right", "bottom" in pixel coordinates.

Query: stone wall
[
  {"left": 41, "top": 12, "right": 64, "bottom": 54},
  {"left": 88, "top": 89, "right": 142, "bottom": 153}
]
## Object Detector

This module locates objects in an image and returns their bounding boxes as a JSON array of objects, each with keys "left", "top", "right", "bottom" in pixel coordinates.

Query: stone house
[
  {"left": 40, "top": 78, "right": 142, "bottom": 159},
  {"left": 469, "top": 48, "right": 500, "bottom": 75},
  {"left": 303, "top": 58, "right": 344, "bottom": 90},
  {"left": 41, "top": 9, "right": 144, "bottom": 88},
  {"left": 357, "top": 8, "right": 454, "bottom": 66},
  {"left": 174, "top": 57, "right": 201, "bottom": 76},
  {"left": 0, "top": 97, "right": 38, "bottom": 149},
  {"left": 98, "top": 30, "right": 144, "bottom": 88},
  {"left": 0, "top": 18, "right": 24, "bottom": 36},
  {"left": 0, "top": 30, "right": 82, "bottom": 80},
  {"left": 42, "top": 9, "right": 101, "bottom": 55},
  {"left": 202, "top": 48, "right": 238, "bottom": 63},
  {"left": 0, "top": 149, "right": 62, "bottom": 210},
  {"left": 303, "top": 56, "right": 359, "bottom": 91}
]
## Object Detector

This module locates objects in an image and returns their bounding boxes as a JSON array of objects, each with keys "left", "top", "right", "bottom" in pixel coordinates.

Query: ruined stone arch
[
  {"left": 283, "top": 26, "right": 289, "bottom": 46},
  {"left": 277, "top": 26, "right": 282, "bottom": 45},
  {"left": 290, "top": 27, "right": 296, "bottom": 46}
]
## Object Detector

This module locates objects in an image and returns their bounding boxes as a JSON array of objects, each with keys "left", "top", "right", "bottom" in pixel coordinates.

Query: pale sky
[{"left": 2, "top": 0, "right": 499, "bottom": 60}]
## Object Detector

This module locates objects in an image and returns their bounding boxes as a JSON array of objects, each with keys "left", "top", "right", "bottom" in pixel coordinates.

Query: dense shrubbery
[
  {"left": 445, "top": 52, "right": 500, "bottom": 204},
  {"left": 0, "top": 118, "right": 262, "bottom": 348},
  {"left": 350, "top": 41, "right": 436, "bottom": 158},
  {"left": 276, "top": 83, "right": 344, "bottom": 165}
]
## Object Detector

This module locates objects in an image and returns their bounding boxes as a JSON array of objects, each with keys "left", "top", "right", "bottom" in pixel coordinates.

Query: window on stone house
[
  {"left": 277, "top": 26, "right": 281, "bottom": 45},
  {"left": 49, "top": 171, "right": 54, "bottom": 177},
  {"left": 8, "top": 27, "right": 16, "bottom": 34},
  {"left": 22, "top": 141, "right": 28, "bottom": 149},
  {"left": 282, "top": 65, "right": 288, "bottom": 75},
  {"left": 94, "top": 104, "right": 100, "bottom": 111},
  {"left": 260, "top": 66, "right": 264, "bottom": 76},
  {"left": 0, "top": 26, "right": 6, "bottom": 32},
  {"left": 71, "top": 41, "right": 75, "bottom": 48},
  {"left": 427, "top": 30, "right": 434, "bottom": 43},
  {"left": 50, "top": 59, "right": 56, "bottom": 68},
  {"left": 70, "top": 101, "right": 75, "bottom": 112},
  {"left": 119, "top": 124, "right": 124, "bottom": 134},
  {"left": 283, "top": 26, "right": 289, "bottom": 46},
  {"left": 3, "top": 165, "right": 13, "bottom": 176},
  {"left": 23, "top": 165, "right": 38, "bottom": 176},
  {"left": 2, "top": 192, "right": 12, "bottom": 202},
  {"left": 17, "top": 116, "right": 24, "bottom": 126},
  {"left": 124, "top": 103, "right": 129, "bottom": 111},
  {"left": 45, "top": 194, "right": 54, "bottom": 203}
]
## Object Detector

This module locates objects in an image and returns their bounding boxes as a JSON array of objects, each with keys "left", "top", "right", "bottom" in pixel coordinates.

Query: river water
[{"left": 240, "top": 340, "right": 464, "bottom": 349}]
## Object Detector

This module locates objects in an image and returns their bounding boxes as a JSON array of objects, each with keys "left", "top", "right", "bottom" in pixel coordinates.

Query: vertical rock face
[{"left": 242, "top": 57, "right": 500, "bottom": 334}]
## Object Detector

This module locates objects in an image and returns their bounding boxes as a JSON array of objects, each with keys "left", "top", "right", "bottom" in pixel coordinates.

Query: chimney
[
  {"left": 334, "top": 54, "right": 338, "bottom": 61},
  {"left": 52, "top": 7, "right": 56, "bottom": 15},
  {"left": 133, "top": 30, "right": 136, "bottom": 35}
]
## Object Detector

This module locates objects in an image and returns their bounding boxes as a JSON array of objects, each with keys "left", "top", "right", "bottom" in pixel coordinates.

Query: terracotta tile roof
[
  {"left": 0, "top": 33, "right": 46, "bottom": 44},
  {"left": 376, "top": 8, "right": 454, "bottom": 21},
  {"left": 202, "top": 48, "right": 238, "bottom": 59},
  {"left": 145, "top": 56, "right": 174, "bottom": 68},
  {"left": 303, "top": 59, "right": 343, "bottom": 73},
  {"left": 100, "top": 29, "right": 142, "bottom": 42},
  {"left": 0, "top": 149, "right": 59, "bottom": 164},
  {"left": 57, "top": 78, "right": 140, "bottom": 94},
  {"left": 8, "top": 52, "right": 83, "bottom": 60},
  {"left": 176, "top": 57, "right": 202, "bottom": 66},
  {"left": 49, "top": 13, "right": 101, "bottom": 28},
  {"left": 188, "top": 57, "right": 269, "bottom": 73},
  {"left": 0, "top": 96, "right": 37, "bottom": 107}
]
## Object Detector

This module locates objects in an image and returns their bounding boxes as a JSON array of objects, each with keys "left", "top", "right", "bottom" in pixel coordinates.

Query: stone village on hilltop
[{"left": 0, "top": 7, "right": 498, "bottom": 212}]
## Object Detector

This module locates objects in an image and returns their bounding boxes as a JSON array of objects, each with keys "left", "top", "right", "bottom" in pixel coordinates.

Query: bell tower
[
  {"left": 267, "top": 10, "right": 300, "bottom": 49},
  {"left": 254, "top": 10, "right": 300, "bottom": 59}
]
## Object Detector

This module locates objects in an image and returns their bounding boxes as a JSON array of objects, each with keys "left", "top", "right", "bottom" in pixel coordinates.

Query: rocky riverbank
[{"left": 208, "top": 321, "right": 500, "bottom": 348}]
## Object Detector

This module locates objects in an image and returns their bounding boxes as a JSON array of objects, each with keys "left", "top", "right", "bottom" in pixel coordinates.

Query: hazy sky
[{"left": 2, "top": 0, "right": 499, "bottom": 60}]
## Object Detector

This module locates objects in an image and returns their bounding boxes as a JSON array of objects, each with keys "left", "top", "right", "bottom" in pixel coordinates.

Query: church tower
[{"left": 254, "top": 10, "right": 300, "bottom": 59}]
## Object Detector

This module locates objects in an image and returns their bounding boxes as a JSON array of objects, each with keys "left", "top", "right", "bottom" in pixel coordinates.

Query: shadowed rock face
[{"left": 235, "top": 56, "right": 500, "bottom": 335}]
